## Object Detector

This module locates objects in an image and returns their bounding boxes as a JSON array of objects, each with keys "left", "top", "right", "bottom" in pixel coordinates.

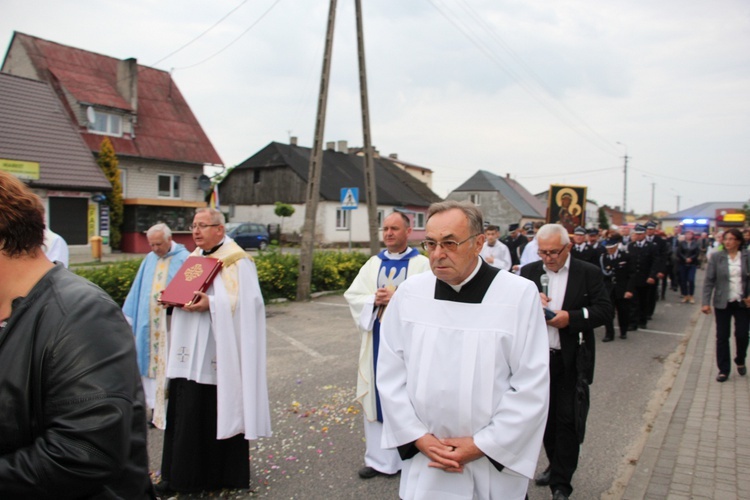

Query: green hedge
[{"left": 73, "top": 251, "right": 370, "bottom": 306}]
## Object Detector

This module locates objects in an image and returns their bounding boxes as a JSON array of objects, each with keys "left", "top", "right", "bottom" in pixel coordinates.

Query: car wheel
[{"left": 259, "top": 240, "right": 268, "bottom": 251}]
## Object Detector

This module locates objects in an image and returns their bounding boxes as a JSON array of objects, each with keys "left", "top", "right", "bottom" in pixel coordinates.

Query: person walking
[
  {"left": 677, "top": 230, "right": 700, "bottom": 303},
  {"left": 701, "top": 228, "right": 750, "bottom": 382}
]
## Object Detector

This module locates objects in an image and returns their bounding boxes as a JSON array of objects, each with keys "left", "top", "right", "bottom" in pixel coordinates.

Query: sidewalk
[{"left": 622, "top": 307, "right": 750, "bottom": 499}]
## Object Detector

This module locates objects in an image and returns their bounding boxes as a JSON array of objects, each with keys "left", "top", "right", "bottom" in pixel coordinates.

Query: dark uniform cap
[
  {"left": 573, "top": 226, "right": 586, "bottom": 235},
  {"left": 587, "top": 228, "right": 599, "bottom": 236},
  {"left": 523, "top": 222, "right": 534, "bottom": 230},
  {"left": 509, "top": 223, "right": 519, "bottom": 232},
  {"left": 605, "top": 234, "right": 623, "bottom": 248},
  {"left": 646, "top": 221, "right": 657, "bottom": 229},
  {"left": 634, "top": 224, "right": 647, "bottom": 234}
]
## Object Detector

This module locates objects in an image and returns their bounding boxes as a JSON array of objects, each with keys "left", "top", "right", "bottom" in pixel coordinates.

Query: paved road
[{"left": 148, "top": 274, "right": 699, "bottom": 499}]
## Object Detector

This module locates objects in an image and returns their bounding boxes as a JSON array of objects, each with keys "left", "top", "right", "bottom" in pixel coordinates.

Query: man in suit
[
  {"left": 570, "top": 226, "right": 598, "bottom": 265},
  {"left": 645, "top": 221, "right": 667, "bottom": 313},
  {"left": 521, "top": 224, "right": 612, "bottom": 500},
  {"left": 599, "top": 234, "right": 635, "bottom": 341},
  {"left": 628, "top": 224, "right": 659, "bottom": 330}
]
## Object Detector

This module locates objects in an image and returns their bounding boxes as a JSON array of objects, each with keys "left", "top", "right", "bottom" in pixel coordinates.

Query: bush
[
  {"left": 74, "top": 259, "right": 144, "bottom": 307},
  {"left": 74, "top": 251, "right": 370, "bottom": 305}
]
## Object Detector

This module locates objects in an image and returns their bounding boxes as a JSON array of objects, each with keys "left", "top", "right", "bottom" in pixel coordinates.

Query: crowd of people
[{"left": 2, "top": 167, "right": 748, "bottom": 500}]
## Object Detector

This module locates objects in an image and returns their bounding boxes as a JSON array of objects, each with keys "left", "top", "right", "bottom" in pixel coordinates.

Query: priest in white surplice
[
  {"left": 344, "top": 211, "right": 431, "bottom": 479},
  {"left": 377, "top": 200, "right": 550, "bottom": 500},
  {"left": 156, "top": 208, "right": 271, "bottom": 497}
]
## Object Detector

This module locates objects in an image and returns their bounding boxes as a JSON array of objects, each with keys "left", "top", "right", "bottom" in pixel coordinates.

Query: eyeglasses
[
  {"left": 537, "top": 246, "right": 568, "bottom": 258},
  {"left": 189, "top": 223, "right": 220, "bottom": 231},
  {"left": 421, "top": 234, "right": 481, "bottom": 252}
]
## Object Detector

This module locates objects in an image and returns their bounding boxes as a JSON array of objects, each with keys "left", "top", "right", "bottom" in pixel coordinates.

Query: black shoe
[
  {"left": 717, "top": 373, "right": 729, "bottom": 383},
  {"left": 552, "top": 490, "right": 570, "bottom": 500},
  {"left": 358, "top": 466, "right": 397, "bottom": 479},
  {"left": 620, "top": 333, "right": 627, "bottom": 339},
  {"left": 602, "top": 336, "right": 614, "bottom": 342},
  {"left": 534, "top": 466, "right": 551, "bottom": 486},
  {"left": 738, "top": 365, "right": 747, "bottom": 376},
  {"left": 153, "top": 481, "right": 176, "bottom": 498}
]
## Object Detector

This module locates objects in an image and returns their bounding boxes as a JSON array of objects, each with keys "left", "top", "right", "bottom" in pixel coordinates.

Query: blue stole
[{"left": 372, "top": 247, "right": 421, "bottom": 422}]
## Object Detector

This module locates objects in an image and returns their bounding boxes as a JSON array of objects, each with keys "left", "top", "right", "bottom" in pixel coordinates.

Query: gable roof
[
  {"left": 3, "top": 32, "right": 222, "bottom": 166},
  {"left": 451, "top": 170, "right": 546, "bottom": 218},
  {"left": 231, "top": 142, "right": 442, "bottom": 207},
  {"left": 662, "top": 201, "right": 747, "bottom": 221},
  {"left": 0, "top": 73, "right": 110, "bottom": 191}
]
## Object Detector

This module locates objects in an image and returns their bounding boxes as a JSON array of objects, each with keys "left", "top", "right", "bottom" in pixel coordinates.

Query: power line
[
  {"left": 173, "top": 0, "right": 284, "bottom": 71},
  {"left": 427, "top": 0, "right": 620, "bottom": 157},
  {"left": 629, "top": 166, "right": 750, "bottom": 187},
  {"left": 149, "top": 0, "right": 251, "bottom": 68}
]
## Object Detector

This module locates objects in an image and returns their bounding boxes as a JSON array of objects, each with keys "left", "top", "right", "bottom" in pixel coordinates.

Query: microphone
[{"left": 540, "top": 273, "right": 549, "bottom": 296}]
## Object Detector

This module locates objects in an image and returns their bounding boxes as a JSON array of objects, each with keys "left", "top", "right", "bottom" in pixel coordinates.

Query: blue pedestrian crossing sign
[{"left": 341, "top": 187, "right": 359, "bottom": 210}]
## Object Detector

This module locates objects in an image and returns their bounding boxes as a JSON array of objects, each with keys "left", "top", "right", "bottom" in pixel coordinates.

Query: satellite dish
[
  {"left": 86, "top": 106, "right": 96, "bottom": 123},
  {"left": 197, "top": 174, "right": 212, "bottom": 191}
]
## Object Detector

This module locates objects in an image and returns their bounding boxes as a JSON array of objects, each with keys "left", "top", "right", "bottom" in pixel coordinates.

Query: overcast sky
[{"left": 2, "top": 0, "right": 749, "bottom": 215}]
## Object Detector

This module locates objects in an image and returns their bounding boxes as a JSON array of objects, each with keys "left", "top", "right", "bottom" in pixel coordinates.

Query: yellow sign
[
  {"left": 0, "top": 159, "right": 40, "bottom": 180},
  {"left": 88, "top": 204, "right": 97, "bottom": 240},
  {"left": 724, "top": 213, "right": 746, "bottom": 222}
]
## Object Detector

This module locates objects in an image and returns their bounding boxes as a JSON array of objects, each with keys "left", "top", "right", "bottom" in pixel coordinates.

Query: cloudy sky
[{"left": 2, "top": 0, "right": 749, "bottom": 215}]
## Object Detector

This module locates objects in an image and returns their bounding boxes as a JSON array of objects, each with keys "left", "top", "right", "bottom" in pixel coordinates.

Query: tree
[
  {"left": 274, "top": 201, "right": 295, "bottom": 250},
  {"left": 597, "top": 207, "right": 610, "bottom": 230},
  {"left": 97, "top": 137, "right": 123, "bottom": 250}
]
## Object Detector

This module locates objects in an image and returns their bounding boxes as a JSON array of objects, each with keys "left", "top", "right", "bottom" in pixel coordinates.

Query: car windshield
[{"left": 225, "top": 223, "right": 241, "bottom": 233}]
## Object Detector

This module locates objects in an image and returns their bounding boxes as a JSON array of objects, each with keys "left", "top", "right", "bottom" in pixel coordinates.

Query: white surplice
[
  {"left": 377, "top": 268, "right": 550, "bottom": 500},
  {"left": 167, "top": 238, "right": 272, "bottom": 440}
]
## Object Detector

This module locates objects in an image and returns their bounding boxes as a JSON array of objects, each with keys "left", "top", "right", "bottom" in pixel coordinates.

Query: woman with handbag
[{"left": 701, "top": 228, "right": 750, "bottom": 382}]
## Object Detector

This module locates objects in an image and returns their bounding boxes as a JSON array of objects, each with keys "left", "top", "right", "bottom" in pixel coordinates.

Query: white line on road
[
  {"left": 267, "top": 325, "right": 327, "bottom": 359},
  {"left": 316, "top": 301, "right": 349, "bottom": 307},
  {"left": 615, "top": 326, "right": 686, "bottom": 336}
]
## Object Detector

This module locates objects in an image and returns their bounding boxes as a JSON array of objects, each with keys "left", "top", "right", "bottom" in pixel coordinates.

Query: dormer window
[{"left": 87, "top": 109, "right": 122, "bottom": 137}]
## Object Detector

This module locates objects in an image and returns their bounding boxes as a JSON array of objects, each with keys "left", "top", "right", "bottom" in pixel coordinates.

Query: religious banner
[{"left": 547, "top": 184, "right": 587, "bottom": 234}]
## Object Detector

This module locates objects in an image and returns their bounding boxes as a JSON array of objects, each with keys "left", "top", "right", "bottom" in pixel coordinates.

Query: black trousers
[
  {"left": 605, "top": 290, "right": 630, "bottom": 337},
  {"left": 632, "top": 285, "right": 651, "bottom": 327},
  {"left": 715, "top": 303, "right": 750, "bottom": 375},
  {"left": 544, "top": 350, "right": 580, "bottom": 497},
  {"left": 161, "top": 378, "right": 250, "bottom": 492}
]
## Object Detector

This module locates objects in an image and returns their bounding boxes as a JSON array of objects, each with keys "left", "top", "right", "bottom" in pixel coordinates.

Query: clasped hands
[
  {"left": 415, "top": 434, "right": 484, "bottom": 473},
  {"left": 157, "top": 291, "right": 210, "bottom": 312}
]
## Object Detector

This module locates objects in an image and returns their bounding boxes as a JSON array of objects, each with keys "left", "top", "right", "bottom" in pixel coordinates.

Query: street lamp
[{"left": 616, "top": 142, "right": 628, "bottom": 215}]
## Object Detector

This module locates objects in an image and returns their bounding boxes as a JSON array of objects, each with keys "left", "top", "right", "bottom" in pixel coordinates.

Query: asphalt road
[{"left": 148, "top": 271, "right": 700, "bottom": 499}]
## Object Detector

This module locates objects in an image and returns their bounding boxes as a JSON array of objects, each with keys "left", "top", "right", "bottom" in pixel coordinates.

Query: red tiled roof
[{"left": 8, "top": 32, "right": 222, "bottom": 166}]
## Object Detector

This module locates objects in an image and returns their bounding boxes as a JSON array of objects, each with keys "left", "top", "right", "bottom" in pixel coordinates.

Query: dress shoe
[
  {"left": 358, "top": 466, "right": 397, "bottom": 479},
  {"left": 153, "top": 481, "right": 176, "bottom": 498},
  {"left": 716, "top": 373, "right": 729, "bottom": 383},
  {"left": 534, "top": 466, "right": 551, "bottom": 486},
  {"left": 552, "top": 489, "right": 570, "bottom": 500},
  {"left": 620, "top": 333, "right": 627, "bottom": 339},
  {"left": 738, "top": 365, "right": 747, "bottom": 376},
  {"left": 602, "top": 336, "right": 614, "bottom": 342}
]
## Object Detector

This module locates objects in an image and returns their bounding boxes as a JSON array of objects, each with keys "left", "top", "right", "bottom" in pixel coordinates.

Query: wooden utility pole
[
  {"left": 355, "top": 0, "right": 379, "bottom": 256},
  {"left": 296, "top": 0, "right": 338, "bottom": 301}
]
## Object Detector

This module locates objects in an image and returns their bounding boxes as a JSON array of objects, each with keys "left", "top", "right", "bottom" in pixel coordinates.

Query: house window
[
  {"left": 377, "top": 210, "right": 385, "bottom": 229},
  {"left": 336, "top": 209, "right": 350, "bottom": 230},
  {"left": 414, "top": 212, "right": 426, "bottom": 230},
  {"left": 158, "top": 174, "right": 181, "bottom": 198},
  {"left": 87, "top": 110, "right": 122, "bottom": 137},
  {"left": 469, "top": 194, "right": 480, "bottom": 206}
]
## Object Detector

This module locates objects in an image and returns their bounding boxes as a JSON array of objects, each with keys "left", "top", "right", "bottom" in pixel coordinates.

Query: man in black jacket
[
  {"left": 521, "top": 224, "right": 612, "bottom": 500},
  {"left": 599, "top": 235, "right": 635, "bottom": 341},
  {"left": 0, "top": 171, "right": 154, "bottom": 499}
]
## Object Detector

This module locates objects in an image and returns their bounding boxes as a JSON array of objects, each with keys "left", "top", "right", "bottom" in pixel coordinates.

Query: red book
[{"left": 160, "top": 256, "right": 223, "bottom": 307}]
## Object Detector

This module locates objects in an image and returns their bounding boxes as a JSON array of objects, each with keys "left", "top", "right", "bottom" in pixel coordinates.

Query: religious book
[{"left": 159, "top": 256, "right": 223, "bottom": 307}]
